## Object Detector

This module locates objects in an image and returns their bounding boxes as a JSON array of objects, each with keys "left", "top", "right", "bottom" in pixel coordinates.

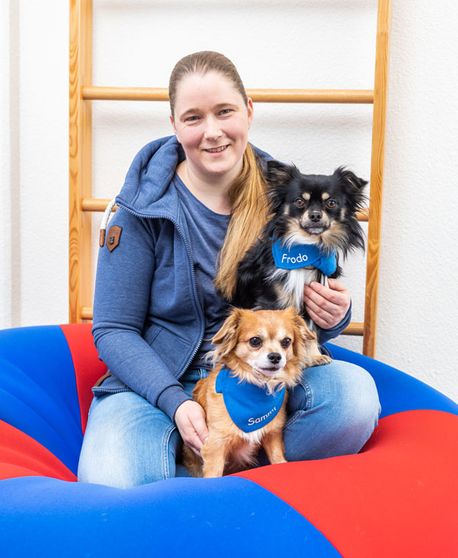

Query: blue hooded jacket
[{"left": 91, "top": 136, "right": 351, "bottom": 420}]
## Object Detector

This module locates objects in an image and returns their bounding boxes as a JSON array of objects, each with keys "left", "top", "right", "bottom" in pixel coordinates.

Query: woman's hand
[
  {"left": 303, "top": 278, "right": 351, "bottom": 330},
  {"left": 174, "top": 400, "right": 209, "bottom": 455}
]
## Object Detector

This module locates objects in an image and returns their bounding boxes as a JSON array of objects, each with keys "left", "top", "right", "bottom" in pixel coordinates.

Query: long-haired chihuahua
[
  {"left": 229, "top": 160, "right": 367, "bottom": 319},
  {"left": 183, "top": 307, "right": 331, "bottom": 478}
]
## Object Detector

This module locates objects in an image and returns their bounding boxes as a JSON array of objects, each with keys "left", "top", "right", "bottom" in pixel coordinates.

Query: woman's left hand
[{"left": 303, "top": 278, "right": 351, "bottom": 330}]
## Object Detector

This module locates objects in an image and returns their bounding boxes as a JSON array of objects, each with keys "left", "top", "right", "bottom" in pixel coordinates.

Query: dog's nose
[
  {"left": 309, "top": 210, "right": 323, "bottom": 222},
  {"left": 267, "top": 352, "right": 281, "bottom": 364}
]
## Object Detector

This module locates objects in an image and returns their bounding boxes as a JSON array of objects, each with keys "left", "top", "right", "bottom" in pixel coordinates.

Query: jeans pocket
[
  {"left": 285, "top": 409, "right": 305, "bottom": 429},
  {"left": 287, "top": 378, "right": 313, "bottom": 415}
]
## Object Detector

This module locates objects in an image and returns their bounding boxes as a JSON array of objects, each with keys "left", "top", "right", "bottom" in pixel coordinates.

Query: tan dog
[{"left": 183, "top": 307, "right": 331, "bottom": 478}]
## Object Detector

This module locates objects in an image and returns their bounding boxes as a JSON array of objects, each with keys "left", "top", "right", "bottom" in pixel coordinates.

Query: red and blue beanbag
[{"left": 0, "top": 324, "right": 457, "bottom": 557}]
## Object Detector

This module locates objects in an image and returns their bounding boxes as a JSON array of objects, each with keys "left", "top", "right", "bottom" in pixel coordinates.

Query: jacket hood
[
  {"left": 115, "top": 135, "right": 273, "bottom": 218},
  {"left": 115, "top": 135, "right": 185, "bottom": 217}
]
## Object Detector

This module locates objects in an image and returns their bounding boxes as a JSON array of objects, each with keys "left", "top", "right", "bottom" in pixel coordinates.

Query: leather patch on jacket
[{"left": 107, "top": 226, "right": 122, "bottom": 252}]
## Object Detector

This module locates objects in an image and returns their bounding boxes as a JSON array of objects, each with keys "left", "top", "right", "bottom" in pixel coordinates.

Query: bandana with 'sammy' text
[{"left": 215, "top": 367, "right": 286, "bottom": 433}]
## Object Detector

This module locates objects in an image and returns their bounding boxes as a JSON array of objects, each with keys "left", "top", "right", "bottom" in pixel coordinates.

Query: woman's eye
[
  {"left": 294, "top": 197, "right": 306, "bottom": 209},
  {"left": 249, "top": 337, "right": 263, "bottom": 348},
  {"left": 326, "top": 199, "right": 338, "bottom": 209},
  {"left": 280, "top": 337, "right": 292, "bottom": 349}
]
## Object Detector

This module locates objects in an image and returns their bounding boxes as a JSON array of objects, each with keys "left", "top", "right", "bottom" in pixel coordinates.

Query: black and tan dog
[{"left": 230, "top": 160, "right": 367, "bottom": 319}]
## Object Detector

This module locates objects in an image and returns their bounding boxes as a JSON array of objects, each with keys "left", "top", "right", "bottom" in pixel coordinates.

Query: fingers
[
  {"left": 304, "top": 285, "right": 344, "bottom": 315},
  {"left": 304, "top": 281, "right": 348, "bottom": 306},
  {"left": 303, "top": 280, "right": 351, "bottom": 329},
  {"left": 185, "top": 429, "right": 205, "bottom": 456},
  {"left": 191, "top": 410, "right": 209, "bottom": 447},
  {"left": 327, "top": 278, "right": 347, "bottom": 292},
  {"left": 182, "top": 419, "right": 205, "bottom": 454},
  {"left": 305, "top": 296, "right": 337, "bottom": 329},
  {"left": 175, "top": 400, "right": 208, "bottom": 455}
]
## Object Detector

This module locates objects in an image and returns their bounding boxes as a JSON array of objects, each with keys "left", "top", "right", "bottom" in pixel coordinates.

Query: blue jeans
[{"left": 77, "top": 360, "right": 380, "bottom": 488}]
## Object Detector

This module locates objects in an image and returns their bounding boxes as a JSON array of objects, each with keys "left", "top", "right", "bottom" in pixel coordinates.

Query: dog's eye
[
  {"left": 280, "top": 337, "right": 292, "bottom": 349},
  {"left": 293, "top": 197, "right": 306, "bottom": 209},
  {"left": 249, "top": 337, "right": 263, "bottom": 348},
  {"left": 325, "top": 198, "right": 338, "bottom": 209}
]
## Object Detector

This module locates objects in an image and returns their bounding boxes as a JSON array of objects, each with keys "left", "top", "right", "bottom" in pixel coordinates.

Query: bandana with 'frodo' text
[{"left": 272, "top": 239, "right": 337, "bottom": 276}]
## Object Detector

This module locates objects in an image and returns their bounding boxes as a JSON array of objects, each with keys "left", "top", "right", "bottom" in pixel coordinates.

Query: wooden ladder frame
[{"left": 69, "top": 0, "right": 391, "bottom": 357}]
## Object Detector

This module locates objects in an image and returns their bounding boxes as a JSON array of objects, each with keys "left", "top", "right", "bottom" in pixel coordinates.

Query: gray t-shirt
[{"left": 174, "top": 174, "right": 230, "bottom": 369}]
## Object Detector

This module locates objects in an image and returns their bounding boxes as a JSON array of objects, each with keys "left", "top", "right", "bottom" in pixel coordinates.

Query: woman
[{"left": 77, "top": 51, "right": 380, "bottom": 488}]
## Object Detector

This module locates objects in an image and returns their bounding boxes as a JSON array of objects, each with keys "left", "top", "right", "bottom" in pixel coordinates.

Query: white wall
[
  {"left": 1, "top": 0, "right": 457, "bottom": 401},
  {"left": 1, "top": 0, "right": 69, "bottom": 326},
  {"left": 0, "top": 0, "right": 13, "bottom": 327}
]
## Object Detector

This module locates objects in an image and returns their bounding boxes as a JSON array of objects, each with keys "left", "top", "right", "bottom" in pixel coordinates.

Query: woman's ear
[{"left": 246, "top": 97, "right": 254, "bottom": 128}]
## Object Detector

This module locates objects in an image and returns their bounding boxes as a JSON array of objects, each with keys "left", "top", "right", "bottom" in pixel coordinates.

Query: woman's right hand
[{"left": 174, "top": 400, "right": 209, "bottom": 455}]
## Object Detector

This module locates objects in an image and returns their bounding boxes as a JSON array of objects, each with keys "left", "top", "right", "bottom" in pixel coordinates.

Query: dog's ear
[
  {"left": 290, "top": 308, "right": 316, "bottom": 341},
  {"left": 334, "top": 167, "right": 368, "bottom": 213},
  {"left": 211, "top": 308, "right": 242, "bottom": 363},
  {"left": 334, "top": 167, "right": 368, "bottom": 192},
  {"left": 266, "top": 160, "right": 296, "bottom": 187},
  {"left": 265, "top": 160, "right": 297, "bottom": 212},
  {"left": 284, "top": 307, "right": 317, "bottom": 363}
]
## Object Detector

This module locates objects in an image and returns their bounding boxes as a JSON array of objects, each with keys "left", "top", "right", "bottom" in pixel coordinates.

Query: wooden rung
[
  {"left": 81, "top": 198, "right": 369, "bottom": 221},
  {"left": 80, "top": 307, "right": 93, "bottom": 320},
  {"left": 247, "top": 89, "right": 373, "bottom": 104},
  {"left": 343, "top": 322, "right": 364, "bottom": 336},
  {"left": 81, "top": 305, "right": 363, "bottom": 338},
  {"left": 82, "top": 86, "right": 374, "bottom": 104},
  {"left": 81, "top": 198, "right": 116, "bottom": 212},
  {"left": 357, "top": 209, "right": 369, "bottom": 222}
]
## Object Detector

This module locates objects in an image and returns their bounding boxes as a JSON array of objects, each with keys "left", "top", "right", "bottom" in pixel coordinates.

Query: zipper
[{"left": 114, "top": 202, "right": 205, "bottom": 377}]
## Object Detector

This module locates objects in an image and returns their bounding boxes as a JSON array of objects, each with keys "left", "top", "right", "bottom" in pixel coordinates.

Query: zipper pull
[{"left": 99, "top": 198, "right": 117, "bottom": 247}]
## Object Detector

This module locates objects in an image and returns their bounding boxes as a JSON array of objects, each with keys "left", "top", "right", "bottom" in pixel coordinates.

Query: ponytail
[{"left": 215, "top": 144, "right": 270, "bottom": 299}]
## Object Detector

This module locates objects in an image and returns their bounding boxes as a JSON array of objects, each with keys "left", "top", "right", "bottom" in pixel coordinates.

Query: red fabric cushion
[
  {"left": 60, "top": 324, "right": 107, "bottom": 433},
  {"left": 236, "top": 410, "right": 458, "bottom": 558}
]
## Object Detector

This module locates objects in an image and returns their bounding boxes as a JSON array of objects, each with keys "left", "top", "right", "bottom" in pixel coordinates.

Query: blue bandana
[
  {"left": 272, "top": 239, "right": 337, "bottom": 276},
  {"left": 215, "top": 367, "right": 286, "bottom": 433}
]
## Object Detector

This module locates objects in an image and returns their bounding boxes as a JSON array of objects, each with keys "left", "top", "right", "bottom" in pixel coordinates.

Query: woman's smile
[{"left": 202, "top": 144, "right": 230, "bottom": 154}]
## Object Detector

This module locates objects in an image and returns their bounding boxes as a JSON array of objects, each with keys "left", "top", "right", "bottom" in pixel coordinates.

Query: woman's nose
[{"left": 204, "top": 116, "right": 222, "bottom": 139}]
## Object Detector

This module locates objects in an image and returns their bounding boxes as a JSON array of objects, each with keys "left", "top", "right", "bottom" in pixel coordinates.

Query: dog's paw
[{"left": 311, "top": 354, "right": 332, "bottom": 367}]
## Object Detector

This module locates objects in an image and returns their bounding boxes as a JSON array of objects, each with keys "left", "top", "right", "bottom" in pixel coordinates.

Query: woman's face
[{"left": 171, "top": 71, "right": 253, "bottom": 182}]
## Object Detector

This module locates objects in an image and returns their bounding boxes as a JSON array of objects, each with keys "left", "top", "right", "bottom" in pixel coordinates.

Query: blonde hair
[{"left": 169, "top": 51, "right": 270, "bottom": 299}]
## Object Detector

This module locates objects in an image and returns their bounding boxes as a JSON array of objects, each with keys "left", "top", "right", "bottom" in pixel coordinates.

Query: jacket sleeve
[
  {"left": 316, "top": 302, "right": 352, "bottom": 346},
  {"left": 92, "top": 208, "right": 192, "bottom": 420}
]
